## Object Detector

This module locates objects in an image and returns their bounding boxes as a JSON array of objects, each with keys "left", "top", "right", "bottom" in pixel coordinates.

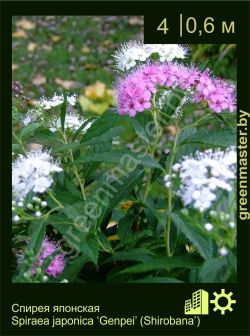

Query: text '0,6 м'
[{"left": 157, "top": 16, "right": 235, "bottom": 37}]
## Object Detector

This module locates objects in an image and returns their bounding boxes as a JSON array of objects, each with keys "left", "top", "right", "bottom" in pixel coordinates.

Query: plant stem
[
  {"left": 143, "top": 109, "right": 162, "bottom": 201},
  {"left": 158, "top": 110, "right": 175, "bottom": 122},
  {"left": 61, "top": 131, "right": 86, "bottom": 201},
  {"left": 180, "top": 111, "right": 212, "bottom": 131},
  {"left": 165, "top": 122, "right": 180, "bottom": 257},
  {"left": 13, "top": 131, "right": 26, "bottom": 154},
  {"left": 136, "top": 108, "right": 162, "bottom": 231},
  {"left": 48, "top": 191, "right": 64, "bottom": 209}
]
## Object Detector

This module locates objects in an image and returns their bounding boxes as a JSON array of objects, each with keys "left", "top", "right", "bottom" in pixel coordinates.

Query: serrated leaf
[
  {"left": 199, "top": 258, "right": 229, "bottom": 283},
  {"left": 50, "top": 217, "right": 99, "bottom": 264},
  {"left": 110, "top": 255, "right": 201, "bottom": 278},
  {"left": 105, "top": 168, "right": 144, "bottom": 214},
  {"left": 27, "top": 219, "right": 46, "bottom": 255},
  {"left": 85, "top": 168, "right": 144, "bottom": 229},
  {"left": 74, "top": 150, "right": 162, "bottom": 169},
  {"left": 104, "top": 248, "right": 154, "bottom": 263},
  {"left": 64, "top": 177, "right": 82, "bottom": 198},
  {"left": 127, "top": 277, "right": 184, "bottom": 283},
  {"left": 47, "top": 190, "right": 81, "bottom": 206},
  {"left": 177, "top": 127, "right": 197, "bottom": 145},
  {"left": 115, "top": 229, "right": 153, "bottom": 250},
  {"left": 54, "top": 128, "right": 122, "bottom": 153},
  {"left": 117, "top": 215, "right": 134, "bottom": 241},
  {"left": 84, "top": 143, "right": 112, "bottom": 180},
  {"left": 20, "top": 123, "right": 41, "bottom": 138},
  {"left": 179, "top": 128, "right": 236, "bottom": 148},
  {"left": 80, "top": 233, "right": 99, "bottom": 265},
  {"left": 81, "top": 111, "right": 126, "bottom": 143},
  {"left": 169, "top": 212, "right": 213, "bottom": 260},
  {"left": 82, "top": 127, "right": 121, "bottom": 146},
  {"left": 59, "top": 255, "right": 89, "bottom": 281},
  {"left": 52, "top": 142, "right": 83, "bottom": 153},
  {"left": 97, "top": 231, "right": 113, "bottom": 253},
  {"left": 130, "top": 117, "right": 150, "bottom": 144},
  {"left": 174, "top": 143, "right": 202, "bottom": 163},
  {"left": 32, "top": 127, "right": 58, "bottom": 146}
]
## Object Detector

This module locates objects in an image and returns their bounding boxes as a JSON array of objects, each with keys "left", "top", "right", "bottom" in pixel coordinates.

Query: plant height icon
[{"left": 184, "top": 289, "right": 209, "bottom": 315}]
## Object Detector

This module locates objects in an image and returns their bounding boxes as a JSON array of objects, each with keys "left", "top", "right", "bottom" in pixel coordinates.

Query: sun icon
[{"left": 210, "top": 289, "right": 236, "bottom": 315}]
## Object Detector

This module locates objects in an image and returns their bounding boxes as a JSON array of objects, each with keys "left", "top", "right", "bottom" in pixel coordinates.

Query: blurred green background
[{"left": 12, "top": 16, "right": 237, "bottom": 101}]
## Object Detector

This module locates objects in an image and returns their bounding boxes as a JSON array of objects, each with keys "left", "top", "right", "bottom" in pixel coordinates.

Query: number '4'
[{"left": 157, "top": 18, "right": 169, "bottom": 34}]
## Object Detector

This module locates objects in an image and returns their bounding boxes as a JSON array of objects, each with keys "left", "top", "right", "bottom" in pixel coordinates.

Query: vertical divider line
[{"left": 180, "top": 13, "right": 183, "bottom": 37}]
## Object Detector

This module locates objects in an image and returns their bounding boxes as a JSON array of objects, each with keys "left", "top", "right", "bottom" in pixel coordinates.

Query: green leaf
[
  {"left": 27, "top": 219, "right": 46, "bottom": 255},
  {"left": 72, "top": 119, "right": 95, "bottom": 142},
  {"left": 50, "top": 216, "right": 98, "bottom": 264},
  {"left": 110, "top": 255, "right": 201, "bottom": 277},
  {"left": 227, "top": 250, "right": 237, "bottom": 273},
  {"left": 12, "top": 144, "right": 21, "bottom": 152},
  {"left": 97, "top": 231, "right": 113, "bottom": 253},
  {"left": 48, "top": 213, "right": 70, "bottom": 225},
  {"left": 105, "top": 168, "right": 144, "bottom": 215},
  {"left": 84, "top": 168, "right": 144, "bottom": 230},
  {"left": 177, "top": 127, "right": 197, "bottom": 145},
  {"left": 151, "top": 153, "right": 169, "bottom": 182},
  {"left": 174, "top": 143, "right": 202, "bottom": 163},
  {"left": 199, "top": 258, "right": 229, "bottom": 283},
  {"left": 169, "top": 212, "right": 213, "bottom": 260},
  {"left": 32, "top": 127, "right": 58, "bottom": 146},
  {"left": 41, "top": 251, "right": 58, "bottom": 274},
  {"left": 64, "top": 176, "right": 82, "bottom": 198},
  {"left": 143, "top": 207, "right": 158, "bottom": 229},
  {"left": 74, "top": 151, "right": 162, "bottom": 169},
  {"left": 213, "top": 113, "right": 235, "bottom": 128},
  {"left": 52, "top": 142, "right": 83, "bottom": 153},
  {"left": 117, "top": 215, "right": 134, "bottom": 241},
  {"left": 59, "top": 255, "right": 89, "bottom": 281},
  {"left": 127, "top": 277, "right": 184, "bottom": 283},
  {"left": 53, "top": 127, "right": 121, "bottom": 153},
  {"left": 80, "top": 233, "right": 99, "bottom": 265},
  {"left": 63, "top": 203, "right": 82, "bottom": 221},
  {"left": 82, "top": 127, "right": 121, "bottom": 146},
  {"left": 130, "top": 117, "right": 150, "bottom": 144},
  {"left": 20, "top": 123, "right": 41, "bottom": 138},
  {"left": 60, "top": 94, "right": 67, "bottom": 131},
  {"left": 19, "top": 219, "right": 46, "bottom": 275},
  {"left": 81, "top": 112, "right": 125, "bottom": 143},
  {"left": 115, "top": 229, "right": 153, "bottom": 250},
  {"left": 84, "top": 143, "right": 112, "bottom": 180},
  {"left": 179, "top": 128, "right": 236, "bottom": 148},
  {"left": 47, "top": 190, "right": 81, "bottom": 206},
  {"left": 105, "top": 248, "right": 154, "bottom": 263}
]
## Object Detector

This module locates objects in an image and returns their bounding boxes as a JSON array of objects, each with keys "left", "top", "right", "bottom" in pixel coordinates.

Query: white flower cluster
[
  {"left": 22, "top": 109, "right": 42, "bottom": 126},
  {"left": 22, "top": 93, "right": 78, "bottom": 126},
  {"left": 22, "top": 104, "right": 93, "bottom": 134},
  {"left": 12, "top": 149, "right": 63, "bottom": 200},
  {"left": 39, "top": 93, "right": 78, "bottom": 110},
  {"left": 113, "top": 42, "right": 188, "bottom": 71},
  {"left": 164, "top": 147, "right": 236, "bottom": 212},
  {"left": 49, "top": 113, "right": 93, "bottom": 133}
]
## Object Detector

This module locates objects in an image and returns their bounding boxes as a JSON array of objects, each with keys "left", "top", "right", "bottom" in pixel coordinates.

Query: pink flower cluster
[
  {"left": 19, "top": 236, "right": 66, "bottom": 278},
  {"left": 38, "top": 237, "right": 65, "bottom": 277},
  {"left": 116, "top": 63, "right": 236, "bottom": 117}
]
